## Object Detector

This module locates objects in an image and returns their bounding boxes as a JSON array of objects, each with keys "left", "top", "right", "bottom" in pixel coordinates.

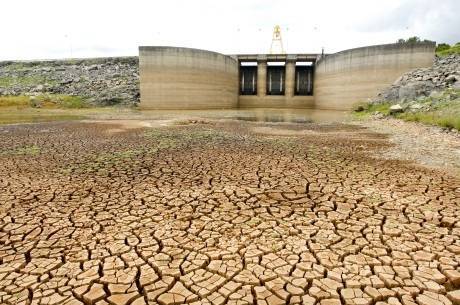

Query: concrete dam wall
[
  {"left": 314, "top": 42, "right": 436, "bottom": 110},
  {"left": 138, "top": 42, "right": 436, "bottom": 110},
  {"left": 139, "top": 47, "right": 238, "bottom": 109}
]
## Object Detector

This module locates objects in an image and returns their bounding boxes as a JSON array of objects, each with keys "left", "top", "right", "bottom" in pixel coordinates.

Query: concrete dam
[{"left": 139, "top": 42, "right": 435, "bottom": 110}]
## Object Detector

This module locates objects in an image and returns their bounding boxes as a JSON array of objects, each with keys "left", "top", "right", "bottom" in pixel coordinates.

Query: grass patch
[
  {"left": 396, "top": 90, "right": 460, "bottom": 130},
  {"left": 436, "top": 43, "right": 460, "bottom": 57},
  {"left": 0, "top": 96, "right": 31, "bottom": 107},
  {"left": 66, "top": 149, "right": 143, "bottom": 174},
  {"left": 0, "top": 95, "right": 90, "bottom": 109},
  {"left": 0, "top": 111, "right": 85, "bottom": 125},
  {"left": 0, "top": 105, "right": 136, "bottom": 125},
  {"left": 0, "top": 75, "right": 56, "bottom": 87},
  {"left": 353, "top": 89, "right": 460, "bottom": 131},
  {"left": 0, "top": 145, "right": 40, "bottom": 156},
  {"left": 144, "top": 128, "right": 244, "bottom": 145},
  {"left": 43, "top": 95, "right": 89, "bottom": 109},
  {"left": 352, "top": 102, "right": 392, "bottom": 119},
  {"left": 363, "top": 103, "right": 392, "bottom": 115},
  {"left": 397, "top": 111, "right": 460, "bottom": 130}
]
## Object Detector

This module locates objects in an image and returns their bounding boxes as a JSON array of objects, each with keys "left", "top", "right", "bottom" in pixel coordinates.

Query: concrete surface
[
  {"left": 314, "top": 42, "right": 436, "bottom": 110},
  {"left": 139, "top": 43, "right": 435, "bottom": 110},
  {"left": 139, "top": 47, "right": 238, "bottom": 109}
]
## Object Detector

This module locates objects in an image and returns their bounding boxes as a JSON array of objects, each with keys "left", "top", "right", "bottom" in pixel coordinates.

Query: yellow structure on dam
[{"left": 139, "top": 42, "right": 435, "bottom": 110}]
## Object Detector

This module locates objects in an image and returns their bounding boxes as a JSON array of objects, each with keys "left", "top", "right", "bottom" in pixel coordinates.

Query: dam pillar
[
  {"left": 285, "top": 57, "right": 296, "bottom": 97},
  {"left": 257, "top": 56, "right": 267, "bottom": 97}
]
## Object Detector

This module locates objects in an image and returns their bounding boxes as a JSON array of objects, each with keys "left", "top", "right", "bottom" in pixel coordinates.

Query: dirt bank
[{"left": 351, "top": 117, "right": 460, "bottom": 176}]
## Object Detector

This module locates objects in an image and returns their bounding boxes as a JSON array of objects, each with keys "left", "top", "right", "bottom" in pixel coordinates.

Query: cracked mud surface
[{"left": 0, "top": 120, "right": 459, "bottom": 305}]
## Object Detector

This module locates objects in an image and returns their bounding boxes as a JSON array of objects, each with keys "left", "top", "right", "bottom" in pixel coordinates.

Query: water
[{"left": 136, "top": 108, "right": 349, "bottom": 124}]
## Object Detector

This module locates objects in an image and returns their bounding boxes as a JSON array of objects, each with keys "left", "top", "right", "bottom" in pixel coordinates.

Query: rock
[
  {"left": 374, "top": 54, "right": 460, "bottom": 105},
  {"left": 429, "top": 91, "right": 442, "bottom": 98},
  {"left": 447, "top": 290, "right": 460, "bottom": 305},
  {"left": 410, "top": 103, "right": 423, "bottom": 110},
  {"left": 373, "top": 111, "right": 385, "bottom": 119},
  {"left": 422, "top": 75, "right": 431, "bottom": 81},
  {"left": 393, "top": 75, "right": 403, "bottom": 85},
  {"left": 60, "top": 79, "right": 74, "bottom": 85},
  {"left": 389, "top": 104, "right": 403, "bottom": 114},
  {"left": 398, "top": 81, "right": 434, "bottom": 100},
  {"left": 0, "top": 57, "right": 139, "bottom": 106},
  {"left": 446, "top": 74, "right": 457, "bottom": 84},
  {"left": 87, "top": 64, "right": 99, "bottom": 71}
]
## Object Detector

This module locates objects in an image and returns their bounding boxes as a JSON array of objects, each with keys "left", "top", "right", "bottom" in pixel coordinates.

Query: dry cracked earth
[{"left": 0, "top": 120, "right": 459, "bottom": 305}]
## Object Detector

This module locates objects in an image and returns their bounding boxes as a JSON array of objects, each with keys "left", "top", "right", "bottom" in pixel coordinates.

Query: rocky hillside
[
  {"left": 375, "top": 54, "right": 460, "bottom": 102},
  {"left": 362, "top": 55, "right": 460, "bottom": 132},
  {"left": 0, "top": 57, "right": 139, "bottom": 106}
]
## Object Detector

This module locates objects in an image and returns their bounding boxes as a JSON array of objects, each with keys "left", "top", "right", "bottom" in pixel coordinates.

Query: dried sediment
[{"left": 0, "top": 120, "right": 459, "bottom": 305}]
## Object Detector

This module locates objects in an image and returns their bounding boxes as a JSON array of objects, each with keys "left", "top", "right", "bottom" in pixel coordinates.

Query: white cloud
[{"left": 0, "top": 0, "right": 458, "bottom": 60}]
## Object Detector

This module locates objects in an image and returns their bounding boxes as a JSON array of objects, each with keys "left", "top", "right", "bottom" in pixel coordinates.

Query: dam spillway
[{"left": 139, "top": 42, "right": 436, "bottom": 110}]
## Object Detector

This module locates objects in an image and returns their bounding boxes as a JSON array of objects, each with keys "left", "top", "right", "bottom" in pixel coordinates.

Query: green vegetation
[
  {"left": 436, "top": 42, "right": 460, "bottom": 56},
  {"left": 144, "top": 128, "right": 242, "bottom": 144},
  {"left": 47, "top": 95, "right": 89, "bottom": 108},
  {"left": 0, "top": 102, "right": 138, "bottom": 125},
  {"left": 396, "top": 36, "right": 433, "bottom": 44},
  {"left": 396, "top": 111, "right": 460, "bottom": 130},
  {"left": 353, "top": 102, "right": 392, "bottom": 118},
  {"left": 0, "top": 95, "right": 91, "bottom": 124},
  {"left": 0, "top": 75, "right": 56, "bottom": 87},
  {"left": 436, "top": 43, "right": 451, "bottom": 53},
  {"left": 0, "top": 94, "right": 90, "bottom": 109},
  {"left": 0, "top": 145, "right": 40, "bottom": 156},
  {"left": 0, "top": 111, "right": 85, "bottom": 125},
  {"left": 66, "top": 149, "right": 144, "bottom": 174},
  {"left": 0, "top": 95, "right": 31, "bottom": 107},
  {"left": 354, "top": 89, "right": 460, "bottom": 131}
]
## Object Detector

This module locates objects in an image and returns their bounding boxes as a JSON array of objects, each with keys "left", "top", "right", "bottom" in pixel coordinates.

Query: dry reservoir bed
[{"left": 0, "top": 120, "right": 459, "bottom": 305}]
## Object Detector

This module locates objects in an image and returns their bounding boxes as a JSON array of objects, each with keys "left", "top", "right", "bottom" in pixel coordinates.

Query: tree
[
  {"left": 406, "top": 36, "right": 421, "bottom": 43},
  {"left": 436, "top": 43, "right": 451, "bottom": 52},
  {"left": 397, "top": 37, "right": 422, "bottom": 44}
]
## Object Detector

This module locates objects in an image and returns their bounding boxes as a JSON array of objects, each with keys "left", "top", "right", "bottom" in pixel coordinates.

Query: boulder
[
  {"left": 446, "top": 74, "right": 458, "bottom": 84},
  {"left": 374, "top": 54, "right": 460, "bottom": 105},
  {"left": 34, "top": 85, "right": 44, "bottom": 92},
  {"left": 389, "top": 104, "right": 403, "bottom": 115},
  {"left": 429, "top": 90, "right": 442, "bottom": 98},
  {"left": 409, "top": 103, "right": 423, "bottom": 110},
  {"left": 453, "top": 81, "right": 460, "bottom": 90},
  {"left": 0, "top": 57, "right": 139, "bottom": 106},
  {"left": 398, "top": 81, "right": 434, "bottom": 100}
]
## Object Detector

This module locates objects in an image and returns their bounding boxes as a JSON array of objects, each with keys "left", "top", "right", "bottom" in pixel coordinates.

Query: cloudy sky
[{"left": 1, "top": 0, "right": 458, "bottom": 60}]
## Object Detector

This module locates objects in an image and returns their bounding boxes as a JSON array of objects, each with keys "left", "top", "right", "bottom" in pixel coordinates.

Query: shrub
[
  {"left": 436, "top": 43, "right": 460, "bottom": 56},
  {"left": 436, "top": 43, "right": 451, "bottom": 53},
  {"left": 397, "top": 112, "right": 460, "bottom": 131},
  {"left": 406, "top": 36, "right": 421, "bottom": 43},
  {"left": 52, "top": 95, "right": 89, "bottom": 108}
]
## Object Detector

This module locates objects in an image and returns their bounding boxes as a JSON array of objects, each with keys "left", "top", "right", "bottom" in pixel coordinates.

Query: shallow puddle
[{"left": 136, "top": 108, "right": 349, "bottom": 124}]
